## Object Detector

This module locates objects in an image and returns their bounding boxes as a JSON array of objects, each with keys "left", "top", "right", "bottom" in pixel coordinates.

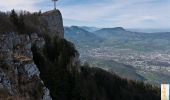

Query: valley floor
[{"left": 80, "top": 47, "right": 170, "bottom": 85}]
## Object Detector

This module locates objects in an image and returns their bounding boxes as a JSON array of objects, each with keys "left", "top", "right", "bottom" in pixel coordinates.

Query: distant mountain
[
  {"left": 95, "top": 27, "right": 170, "bottom": 38},
  {"left": 94, "top": 27, "right": 128, "bottom": 38},
  {"left": 94, "top": 27, "right": 170, "bottom": 51},
  {"left": 64, "top": 26, "right": 103, "bottom": 48},
  {"left": 65, "top": 26, "right": 170, "bottom": 85},
  {"left": 127, "top": 28, "right": 170, "bottom": 33},
  {"left": 79, "top": 26, "right": 100, "bottom": 32},
  {"left": 95, "top": 27, "right": 125, "bottom": 32},
  {"left": 65, "top": 26, "right": 170, "bottom": 52}
]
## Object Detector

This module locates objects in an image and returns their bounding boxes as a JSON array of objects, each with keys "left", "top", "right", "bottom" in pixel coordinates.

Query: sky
[{"left": 0, "top": 0, "right": 170, "bottom": 29}]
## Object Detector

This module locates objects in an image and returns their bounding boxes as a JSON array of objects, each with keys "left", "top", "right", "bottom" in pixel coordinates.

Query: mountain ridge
[
  {"left": 95, "top": 27, "right": 126, "bottom": 32},
  {"left": 65, "top": 25, "right": 170, "bottom": 85},
  {"left": 64, "top": 26, "right": 103, "bottom": 48},
  {"left": 0, "top": 10, "right": 161, "bottom": 100}
]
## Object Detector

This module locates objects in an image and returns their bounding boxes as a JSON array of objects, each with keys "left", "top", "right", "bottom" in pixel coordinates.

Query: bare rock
[
  {"left": 0, "top": 32, "right": 52, "bottom": 100},
  {"left": 42, "top": 9, "right": 64, "bottom": 38}
]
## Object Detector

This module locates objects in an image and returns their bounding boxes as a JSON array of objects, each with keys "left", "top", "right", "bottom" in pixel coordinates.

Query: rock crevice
[
  {"left": 0, "top": 9, "right": 65, "bottom": 100},
  {"left": 0, "top": 32, "right": 51, "bottom": 100}
]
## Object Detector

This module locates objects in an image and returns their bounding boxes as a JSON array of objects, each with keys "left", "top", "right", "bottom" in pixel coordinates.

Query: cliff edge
[
  {"left": 0, "top": 9, "right": 66, "bottom": 100},
  {"left": 42, "top": 9, "right": 64, "bottom": 38}
]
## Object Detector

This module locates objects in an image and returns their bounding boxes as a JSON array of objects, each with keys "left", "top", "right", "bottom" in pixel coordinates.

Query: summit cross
[{"left": 52, "top": 0, "right": 58, "bottom": 10}]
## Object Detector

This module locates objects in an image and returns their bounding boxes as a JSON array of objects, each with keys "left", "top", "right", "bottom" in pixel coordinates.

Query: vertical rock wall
[
  {"left": 42, "top": 9, "right": 64, "bottom": 38},
  {"left": 0, "top": 9, "right": 66, "bottom": 100},
  {"left": 0, "top": 33, "right": 51, "bottom": 100}
]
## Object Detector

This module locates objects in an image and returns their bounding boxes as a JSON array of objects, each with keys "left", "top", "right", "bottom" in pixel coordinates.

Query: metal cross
[{"left": 52, "top": 0, "right": 58, "bottom": 10}]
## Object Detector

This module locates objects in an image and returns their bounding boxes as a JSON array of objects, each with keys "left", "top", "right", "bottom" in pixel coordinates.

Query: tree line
[
  {"left": 32, "top": 35, "right": 160, "bottom": 100},
  {"left": 0, "top": 9, "right": 45, "bottom": 34}
]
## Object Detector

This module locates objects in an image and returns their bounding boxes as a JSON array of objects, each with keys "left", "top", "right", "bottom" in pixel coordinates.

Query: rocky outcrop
[
  {"left": 42, "top": 9, "right": 64, "bottom": 38},
  {"left": 0, "top": 9, "right": 77, "bottom": 100},
  {"left": 0, "top": 32, "right": 51, "bottom": 100}
]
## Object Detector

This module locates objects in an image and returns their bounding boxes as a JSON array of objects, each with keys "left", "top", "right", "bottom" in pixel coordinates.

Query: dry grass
[{"left": 13, "top": 55, "right": 32, "bottom": 62}]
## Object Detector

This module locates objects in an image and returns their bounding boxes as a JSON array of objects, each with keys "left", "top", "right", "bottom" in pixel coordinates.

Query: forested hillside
[
  {"left": 0, "top": 10, "right": 160, "bottom": 100},
  {"left": 32, "top": 35, "right": 160, "bottom": 100}
]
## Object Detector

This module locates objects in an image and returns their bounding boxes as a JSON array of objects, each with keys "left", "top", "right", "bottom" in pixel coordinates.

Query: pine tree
[
  {"left": 18, "top": 13, "right": 25, "bottom": 34},
  {"left": 10, "top": 9, "right": 18, "bottom": 28}
]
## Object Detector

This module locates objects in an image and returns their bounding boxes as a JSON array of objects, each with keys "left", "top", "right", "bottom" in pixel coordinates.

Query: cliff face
[
  {"left": 0, "top": 9, "right": 66, "bottom": 100},
  {"left": 0, "top": 33, "right": 51, "bottom": 100},
  {"left": 42, "top": 10, "right": 64, "bottom": 38}
]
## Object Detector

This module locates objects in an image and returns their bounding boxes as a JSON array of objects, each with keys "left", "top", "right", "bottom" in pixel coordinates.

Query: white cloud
[
  {"left": 0, "top": 0, "right": 170, "bottom": 28},
  {"left": 59, "top": 1, "right": 130, "bottom": 21},
  {"left": 0, "top": 0, "right": 46, "bottom": 11},
  {"left": 58, "top": 0, "right": 170, "bottom": 28}
]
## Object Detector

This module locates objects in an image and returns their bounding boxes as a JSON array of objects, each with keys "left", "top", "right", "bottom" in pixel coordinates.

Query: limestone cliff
[
  {"left": 42, "top": 10, "right": 64, "bottom": 38},
  {"left": 0, "top": 32, "right": 51, "bottom": 100},
  {"left": 0, "top": 9, "right": 66, "bottom": 100}
]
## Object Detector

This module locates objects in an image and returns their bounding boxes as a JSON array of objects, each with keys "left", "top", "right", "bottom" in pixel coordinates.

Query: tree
[
  {"left": 10, "top": 9, "right": 18, "bottom": 29},
  {"left": 18, "top": 12, "right": 26, "bottom": 34}
]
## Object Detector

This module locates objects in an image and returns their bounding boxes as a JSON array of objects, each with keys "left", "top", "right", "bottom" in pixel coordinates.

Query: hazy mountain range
[
  {"left": 65, "top": 26, "right": 170, "bottom": 51},
  {"left": 64, "top": 26, "right": 170, "bottom": 85}
]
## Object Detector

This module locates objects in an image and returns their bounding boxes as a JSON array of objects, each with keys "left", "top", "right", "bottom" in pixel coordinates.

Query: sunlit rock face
[
  {"left": 0, "top": 32, "right": 51, "bottom": 100},
  {"left": 42, "top": 9, "right": 64, "bottom": 38}
]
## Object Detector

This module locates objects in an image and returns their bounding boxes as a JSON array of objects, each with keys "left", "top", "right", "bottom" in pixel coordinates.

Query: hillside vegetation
[
  {"left": 32, "top": 35, "right": 160, "bottom": 100},
  {"left": 0, "top": 10, "right": 160, "bottom": 100},
  {"left": 0, "top": 10, "right": 46, "bottom": 34},
  {"left": 65, "top": 26, "right": 170, "bottom": 85}
]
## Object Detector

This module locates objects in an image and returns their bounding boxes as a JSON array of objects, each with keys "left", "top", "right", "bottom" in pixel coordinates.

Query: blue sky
[{"left": 0, "top": 0, "right": 170, "bottom": 29}]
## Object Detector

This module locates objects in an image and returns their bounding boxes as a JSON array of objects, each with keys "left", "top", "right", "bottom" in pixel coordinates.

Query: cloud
[
  {"left": 58, "top": 0, "right": 170, "bottom": 28},
  {"left": 59, "top": 1, "right": 131, "bottom": 21},
  {"left": 0, "top": 0, "right": 170, "bottom": 28},
  {"left": 0, "top": 0, "right": 48, "bottom": 11}
]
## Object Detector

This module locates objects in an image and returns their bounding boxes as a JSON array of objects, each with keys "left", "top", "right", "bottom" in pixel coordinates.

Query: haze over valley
[{"left": 65, "top": 26, "right": 170, "bottom": 85}]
